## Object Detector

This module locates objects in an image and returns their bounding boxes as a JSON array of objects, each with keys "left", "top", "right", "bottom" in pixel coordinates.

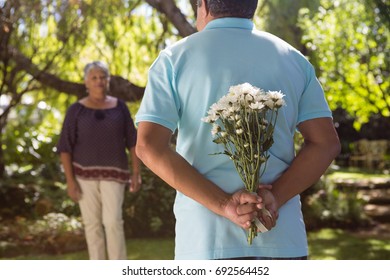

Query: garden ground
[
  {"left": 1, "top": 223, "right": 389, "bottom": 260},
  {"left": 1, "top": 167, "right": 389, "bottom": 260}
]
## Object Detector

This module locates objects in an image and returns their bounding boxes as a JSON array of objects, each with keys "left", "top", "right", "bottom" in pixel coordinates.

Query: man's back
[{"left": 136, "top": 17, "right": 332, "bottom": 259}]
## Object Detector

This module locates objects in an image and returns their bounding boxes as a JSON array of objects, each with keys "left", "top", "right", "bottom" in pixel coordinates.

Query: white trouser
[{"left": 77, "top": 178, "right": 126, "bottom": 260}]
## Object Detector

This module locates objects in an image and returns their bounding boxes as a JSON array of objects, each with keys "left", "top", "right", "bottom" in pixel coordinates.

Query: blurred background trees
[{"left": 0, "top": 0, "right": 389, "bottom": 247}]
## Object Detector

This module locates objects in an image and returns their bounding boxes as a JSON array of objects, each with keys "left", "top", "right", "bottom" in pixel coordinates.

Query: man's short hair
[{"left": 197, "top": 0, "right": 258, "bottom": 19}]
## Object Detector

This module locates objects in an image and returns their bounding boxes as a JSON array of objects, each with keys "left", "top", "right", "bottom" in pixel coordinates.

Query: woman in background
[{"left": 57, "top": 61, "right": 141, "bottom": 260}]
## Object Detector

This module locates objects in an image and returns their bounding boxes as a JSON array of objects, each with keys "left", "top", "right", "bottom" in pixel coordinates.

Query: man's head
[{"left": 196, "top": 0, "right": 258, "bottom": 30}]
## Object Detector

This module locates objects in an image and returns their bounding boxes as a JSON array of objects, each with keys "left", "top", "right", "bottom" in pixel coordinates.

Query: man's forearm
[
  {"left": 272, "top": 118, "right": 341, "bottom": 208},
  {"left": 272, "top": 140, "right": 340, "bottom": 207},
  {"left": 137, "top": 140, "right": 231, "bottom": 216}
]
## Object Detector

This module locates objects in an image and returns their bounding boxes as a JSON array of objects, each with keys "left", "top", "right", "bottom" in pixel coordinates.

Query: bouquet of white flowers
[{"left": 202, "top": 82, "right": 285, "bottom": 245}]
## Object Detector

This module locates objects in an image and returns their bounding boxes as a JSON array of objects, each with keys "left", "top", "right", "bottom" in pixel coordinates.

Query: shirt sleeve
[
  {"left": 119, "top": 100, "right": 137, "bottom": 149},
  {"left": 297, "top": 64, "right": 332, "bottom": 124},
  {"left": 135, "top": 51, "right": 181, "bottom": 133},
  {"left": 56, "top": 103, "right": 80, "bottom": 154}
]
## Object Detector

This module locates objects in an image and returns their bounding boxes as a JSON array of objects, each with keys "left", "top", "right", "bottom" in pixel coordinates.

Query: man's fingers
[
  {"left": 239, "top": 191, "right": 262, "bottom": 204},
  {"left": 257, "top": 184, "right": 272, "bottom": 191},
  {"left": 237, "top": 213, "right": 256, "bottom": 229},
  {"left": 236, "top": 201, "right": 261, "bottom": 215}
]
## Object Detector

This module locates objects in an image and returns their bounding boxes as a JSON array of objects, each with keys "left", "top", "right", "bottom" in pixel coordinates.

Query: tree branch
[
  {"left": 1, "top": 0, "right": 197, "bottom": 103},
  {"left": 2, "top": 46, "right": 145, "bottom": 102},
  {"left": 145, "top": 0, "right": 196, "bottom": 37}
]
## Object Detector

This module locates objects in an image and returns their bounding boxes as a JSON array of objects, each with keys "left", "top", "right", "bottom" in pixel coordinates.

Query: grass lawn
[
  {"left": 1, "top": 238, "right": 175, "bottom": 260},
  {"left": 2, "top": 228, "right": 389, "bottom": 260},
  {"left": 307, "top": 228, "right": 390, "bottom": 260}
]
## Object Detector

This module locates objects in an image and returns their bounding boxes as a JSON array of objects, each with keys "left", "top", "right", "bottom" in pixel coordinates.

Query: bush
[
  {"left": 302, "top": 170, "right": 370, "bottom": 231},
  {"left": 0, "top": 177, "right": 80, "bottom": 221},
  {"left": 0, "top": 213, "right": 85, "bottom": 257},
  {"left": 123, "top": 167, "right": 176, "bottom": 238}
]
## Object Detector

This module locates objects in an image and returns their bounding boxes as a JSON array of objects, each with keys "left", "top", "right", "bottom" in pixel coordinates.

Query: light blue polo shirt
[{"left": 136, "top": 18, "right": 332, "bottom": 260}]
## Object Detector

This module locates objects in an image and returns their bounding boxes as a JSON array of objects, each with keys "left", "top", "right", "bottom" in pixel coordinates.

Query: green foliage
[
  {"left": 2, "top": 95, "right": 67, "bottom": 180},
  {"left": 0, "top": 165, "right": 175, "bottom": 238},
  {"left": 0, "top": 176, "right": 80, "bottom": 221},
  {"left": 302, "top": 172, "right": 369, "bottom": 230},
  {"left": 0, "top": 212, "right": 85, "bottom": 257},
  {"left": 298, "top": 0, "right": 390, "bottom": 130},
  {"left": 76, "top": 4, "right": 167, "bottom": 86},
  {"left": 0, "top": 181, "right": 37, "bottom": 219},
  {"left": 257, "top": 0, "right": 320, "bottom": 49},
  {"left": 124, "top": 167, "right": 176, "bottom": 238}
]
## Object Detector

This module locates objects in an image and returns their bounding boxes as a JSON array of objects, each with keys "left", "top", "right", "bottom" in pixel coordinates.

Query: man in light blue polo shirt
[{"left": 135, "top": 0, "right": 340, "bottom": 260}]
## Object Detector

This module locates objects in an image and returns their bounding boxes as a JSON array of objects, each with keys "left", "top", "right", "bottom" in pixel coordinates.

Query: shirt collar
[{"left": 204, "top": 17, "right": 254, "bottom": 31}]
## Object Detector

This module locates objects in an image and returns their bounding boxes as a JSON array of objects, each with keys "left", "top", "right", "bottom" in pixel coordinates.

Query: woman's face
[{"left": 85, "top": 68, "right": 109, "bottom": 95}]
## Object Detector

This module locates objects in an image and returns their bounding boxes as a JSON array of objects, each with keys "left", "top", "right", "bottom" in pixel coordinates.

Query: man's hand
[
  {"left": 222, "top": 189, "right": 263, "bottom": 230},
  {"left": 257, "top": 184, "right": 279, "bottom": 230}
]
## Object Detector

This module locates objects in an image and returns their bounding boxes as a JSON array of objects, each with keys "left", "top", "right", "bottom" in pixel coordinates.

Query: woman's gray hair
[
  {"left": 197, "top": 0, "right": 258, "bottom": 19},
  {"left": 83, "top": 61, "right": 110, "bottom": 80}
]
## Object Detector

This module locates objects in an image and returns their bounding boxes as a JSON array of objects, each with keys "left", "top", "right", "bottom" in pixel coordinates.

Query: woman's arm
[
  {"left": 60, "top": 152, "right": 82, "bottom": 202},
  {"left": 129, "top": 147, "right": 142, "bottom": 192}
]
